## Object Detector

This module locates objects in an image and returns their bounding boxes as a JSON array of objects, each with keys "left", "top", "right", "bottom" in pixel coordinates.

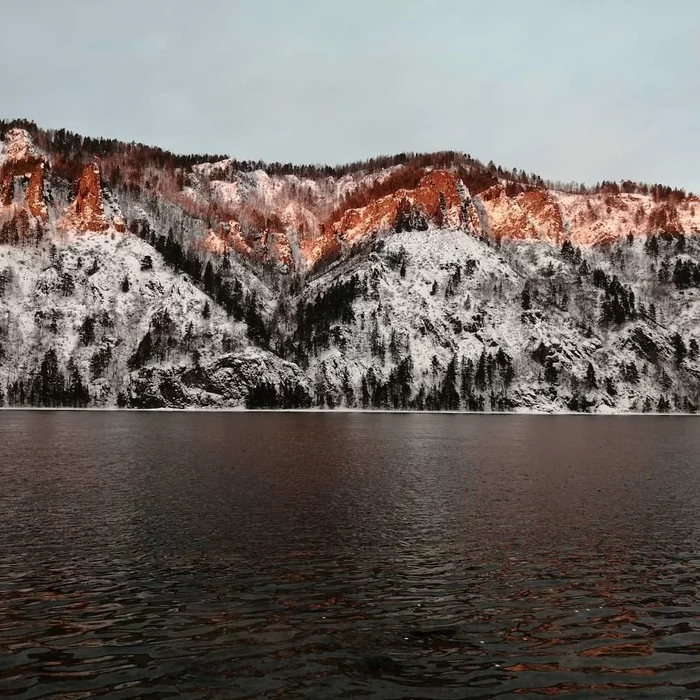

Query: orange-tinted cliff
[
  {"left": 0, "top": 128, "right": 48, "bottom": 221},
  {"left": 3, "top": 121, "right": 699, "bottom": 269},
  {"left": 330, "top": 169, "right": 464, "bottom": 246},
  {"left": 57, "top": 163, "right": 111, "bottom": 233}
]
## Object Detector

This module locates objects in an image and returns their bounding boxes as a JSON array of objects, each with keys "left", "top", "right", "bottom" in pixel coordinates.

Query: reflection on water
[{"left": 1, "top": 412, "right": 699, "bottom": 698}]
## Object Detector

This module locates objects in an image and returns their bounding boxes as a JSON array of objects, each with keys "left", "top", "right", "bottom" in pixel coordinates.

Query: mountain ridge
[
  {"left": 1, "top": 118, "right": 699, "bottom": 413},
  {"left": 3, "top": 118, "right": 698, "bottom": 272}
]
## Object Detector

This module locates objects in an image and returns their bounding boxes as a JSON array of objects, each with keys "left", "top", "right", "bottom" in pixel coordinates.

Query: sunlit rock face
[
  {"left": 0, "top": 129, "right": 48, "bottom": 222},
  {"left": 3, "top": 123, "right": 700, "bottom": 266},
  {"left": 182, "top": 164, "right": 700, "bottom": 273},
  {"left": 331, "top": 170, "right": 463, "bottom": 246},
  {"left": 57, "top": 163, "right": 109, "bottom": 233}
]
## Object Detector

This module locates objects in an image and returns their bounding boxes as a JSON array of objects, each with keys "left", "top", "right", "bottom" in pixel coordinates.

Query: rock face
[
  {"left": 2, "top": 123, "right": 700, "bottom": 269},
  {"left": 191, "top": 168, "right": 700, "bottom": 273},
  {"left": 202, "top": 217, "right": 295, "bottom": 269},
  {"left": 518, "top": 189, "right": 566, "bottom": 243},
  {"left": 23, "top": 163, "right": 48, "bottom": 220},
  {"left": 0, "top": 161, "right": 48, "bottom": 221},
  {"left": 125, "top": 353, "right": 310, "bottom": 408},
  {"left": 0, "top": 128, "right": 48, "bottom": 221},
  {"left": 331, "top": 170, "right": 464, "bottom": 246},
  {"left": 197, "top": 169, "right": 469, "bottom": 270},
  {"left": 54, "top": 161, "right": 126, "bottom": 234},
  {"left": 57, "top": 163, "right": 109, "bottom": 233}
]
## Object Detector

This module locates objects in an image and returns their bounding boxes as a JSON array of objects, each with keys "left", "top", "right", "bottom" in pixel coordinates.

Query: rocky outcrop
[
  {"left": 479, "top": 185, "right": 540, "bottom": 242},
  {"left": 477, "top": 185, "right": 567, "bottom": 244},
  {"left": 0, "top": 128, "right": 48, "bottom": 221},
  {"left": 518, "top": 189, "right": 566, "bottom": 243},
  {"left": 6, "top": 119, "right": 699, "bottom": 268},
  {"left": 0, "top": 161, "right": 48, "bottom": 220},
  {"left": 159, "top": 149, "right": 700, "bottom": 272},
  {"left": 57, "top": 163, "right": 109, "bottom": 233},
  {"left": 125, "top": 353, "right": 311, "bottom": 408},
  {"left": 203, "top": 211, "right": 296, "bottom": 270},
  {"left": 331, "top": 169, "right": 464, "bottom": 246}
]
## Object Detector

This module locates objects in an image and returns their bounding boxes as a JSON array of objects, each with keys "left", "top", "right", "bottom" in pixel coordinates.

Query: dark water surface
[{"left": 1, "top": 412, "right": 699, "bottom": 699}]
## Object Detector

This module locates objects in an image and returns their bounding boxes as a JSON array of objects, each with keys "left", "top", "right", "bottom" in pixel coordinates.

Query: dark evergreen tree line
[
  {"left": 672, "top": 258, "right": 700, "bottom": 289},
  {"left": 293, "top": 276, "right": 362, "bottom": 356},
  {"left": 131, "top": 220, "right": 270, "bottom": 350},
  {"left": 245, "top": 380, "right": 312, "bottom": 409},
  {"left": 591, "top": 268, "right": 637, "bottom": 325},
  {"left": 5, "top": 349, "right": 90, "bottom": 407}
]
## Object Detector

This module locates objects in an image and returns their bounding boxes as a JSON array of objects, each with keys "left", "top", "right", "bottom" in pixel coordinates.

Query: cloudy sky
[{"left": 1, "top": 1, "right": 698, "bottom": 190}]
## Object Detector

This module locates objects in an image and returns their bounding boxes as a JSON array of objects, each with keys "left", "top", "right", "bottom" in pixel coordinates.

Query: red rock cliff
[
  {"left": 57, "top": 163, "right": 109, "bottom": 233},
  {"left": 0, "top": 129, "right": 48, "bottom": 221}
]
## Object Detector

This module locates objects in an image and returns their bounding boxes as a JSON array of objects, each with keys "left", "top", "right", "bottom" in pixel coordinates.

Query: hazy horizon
[{"left": 1, "top": 1, "right": 698, "bottom": 190}]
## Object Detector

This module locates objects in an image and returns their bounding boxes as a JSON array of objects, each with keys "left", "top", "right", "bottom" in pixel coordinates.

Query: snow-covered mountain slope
[
  {"left": 1, "top": 119, "right": 699, "bottom": 411},
  {"left": 288, "top": 227, "right": 700, "bottom": 412},
  {"left": 0, "top": 232, "right": 309, "bottom": 408}
]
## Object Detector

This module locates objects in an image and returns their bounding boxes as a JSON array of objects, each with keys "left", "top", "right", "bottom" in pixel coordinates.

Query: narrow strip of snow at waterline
[{"left": 0, "top": 408, "right": 698, "bottom": 417}]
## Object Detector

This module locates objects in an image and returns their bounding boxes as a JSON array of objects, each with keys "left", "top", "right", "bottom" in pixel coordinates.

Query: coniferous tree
[
  {"left": 60, "top": 272, "right": 75, "bottom": 296},
  {"left": 245, "top": 293, "right": 270, "bottom": 348},
  {"left": 203, "top": 261, "right": 216, "bottom": 295},
  {"left": 623, "top": 362, "right": 640, "bottom": 384},
  {"left": 128, "top": 332, "right": 154, "bottom": 370},
  {"left": 0, "top": 267, "right": 11, "bottom": 297},
  {"left": 460, "top": 357, "right": 474, "bottom": 401},
  {"left": 32, "top": 349, "right": 65, "bottom": 407},
  {"left": 495, "top": 348, "right": 515, "bottom": 393},
  {"left": 341, "top": 367, "right": 355, "bottom": 407},
  {"left": 389, "top": 330, "right": 401, "bottom": 363},
  {"left": 544, "top": 357, "right": 559, "bottom": 385},
  {"left": 440, "top": 355, "right": 460, "bottom": 410},
  {"left": 246, "top": 381, "right": 279, "bottom": 409},
  {"left": 561, "top": 240, "right": 575, "bottom": 261},
  {"left": 66, "top": 359, "right": 90, "bottom": 407},
  {"left": 396, "top": 356, "right": 413, "bottom": 408},
  {"left": 672, "top": 333, "right": 687, "bottom": 367},
  {"left": 585, "top": 362, "right": 597, "bottom": 390},
  {"left": 361, "top": 374, "right": 370, "bottom": 409},
  {"left": 644, "top": 235, "right": 659, "bottom": 257},
  {"left": 657, "top": 395, "right": 670, "bottom": 413},
  {"left": 79, "top": 317, "right": 96, "bottom": 346},
  {"left": 474, "top": 351, "right": 487, "bottom": 392},
  {"left": 90, "top": 345, "right": 112, "bottom": 379}
]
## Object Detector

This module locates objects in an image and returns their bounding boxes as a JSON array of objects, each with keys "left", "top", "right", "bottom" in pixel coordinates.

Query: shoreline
[{"left": 0, "top": 407, "right": 697, "bottom": 416}]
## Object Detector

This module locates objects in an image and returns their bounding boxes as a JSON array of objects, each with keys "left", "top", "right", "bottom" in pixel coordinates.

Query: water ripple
[{"left": 1, "top": 412, "right": 700, "bottom": 698}]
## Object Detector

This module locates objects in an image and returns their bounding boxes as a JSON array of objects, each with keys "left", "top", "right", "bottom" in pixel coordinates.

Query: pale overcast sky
[{"left": 1, "top": 1, "right": 698, "bottom": 190}]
